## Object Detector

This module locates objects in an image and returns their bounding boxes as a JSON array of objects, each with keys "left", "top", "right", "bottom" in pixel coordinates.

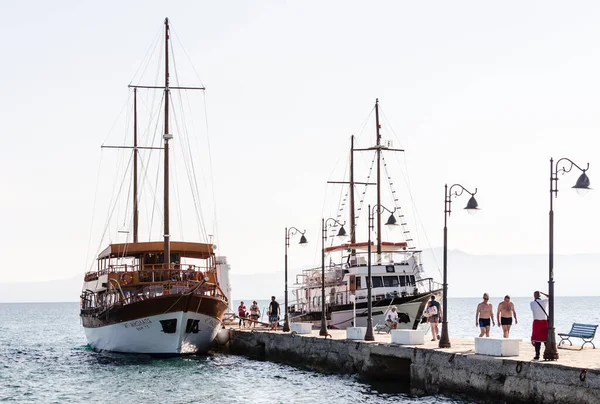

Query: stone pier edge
[{"left": 224, "top": 330, "right": 600, "bottom": 404}]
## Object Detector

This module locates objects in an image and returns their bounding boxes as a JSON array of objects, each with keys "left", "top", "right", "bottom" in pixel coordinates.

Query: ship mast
[
  {"left": 163, "top": 17, "right": 171, "bottom": 267},
  {"left": 133, "top": 88, "right": 139, "bottom": 243},
  {"left": 353, "top": 99, "right": 405, "bottom": 261},
  {"left": 105, "top": 17, "right": 205, "bottom": 250},
  {"left": 375, "top": 99, "right": 382, "bottom": 257},
  {"left": 349, "top": 135, "right": 356, "bottom": 246},
  {"left": 328, "top": 135, "right": 374, "bottom": 261}
]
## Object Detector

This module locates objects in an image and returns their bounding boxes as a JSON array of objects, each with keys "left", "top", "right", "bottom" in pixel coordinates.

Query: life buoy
[{"left": 120, "top": 272, "right": 133, "bottom": 285}]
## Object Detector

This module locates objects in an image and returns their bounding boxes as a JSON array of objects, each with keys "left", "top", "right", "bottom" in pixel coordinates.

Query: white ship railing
[{"left": 289, "top": 277, "right": 441, "bottom": 315}]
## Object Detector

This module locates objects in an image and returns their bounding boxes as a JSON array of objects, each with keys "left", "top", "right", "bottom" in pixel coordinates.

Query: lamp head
[
  {"left": 464, "top": 195, "right": 479, "bottom": 216},
  {"left": 573, "top": 172, "right": 591, "bottom": 196},
  {"left": 336, "top": 225, "right": 347, "bottom": 239},
  {"left": 299, "top": 234, "right": 308, "bottom": 246},
  {"left": 385, "top": 213, "right": 398, "bottom": 230}
]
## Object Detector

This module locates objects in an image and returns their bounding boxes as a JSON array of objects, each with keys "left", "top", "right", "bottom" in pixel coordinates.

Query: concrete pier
[{"left": 225, "top": 329, "right": 600, "bottom": 404}]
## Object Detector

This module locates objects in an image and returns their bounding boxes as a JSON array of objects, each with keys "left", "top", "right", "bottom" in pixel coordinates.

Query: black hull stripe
[{"left": 81, "top": 294, "right": 227, "bottom": 328}]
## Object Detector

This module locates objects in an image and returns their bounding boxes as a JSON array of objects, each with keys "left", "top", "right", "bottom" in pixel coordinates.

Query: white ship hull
[
  {"left": 302, "top": 300, "right": 428, "bottom": 330},
  {"left": 292, "top": 290, "right": 440, "bottom": 330},
  {"left": 83, "top": 311, "right": 221, "bottom": 355},
  {"left": 331, "top": 299, "right": 426, "bottom": 330}
]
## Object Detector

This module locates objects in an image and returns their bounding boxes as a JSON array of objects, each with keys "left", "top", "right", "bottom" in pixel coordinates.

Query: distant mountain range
[{"left": 2, "top": 249, "right": 599, "bottom": 303}]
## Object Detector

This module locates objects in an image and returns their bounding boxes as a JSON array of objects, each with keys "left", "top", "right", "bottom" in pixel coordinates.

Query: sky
[{"left": 2, "top": 1, "right": 600, "bottom": 287}]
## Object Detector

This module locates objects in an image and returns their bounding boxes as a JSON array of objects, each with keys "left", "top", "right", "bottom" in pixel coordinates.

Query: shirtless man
[
  {"left": 496, "top": 295, "right": 518, "bottom": 338},
  {"left": 475, "top": 293, "right": 495, "bottom": 337}
]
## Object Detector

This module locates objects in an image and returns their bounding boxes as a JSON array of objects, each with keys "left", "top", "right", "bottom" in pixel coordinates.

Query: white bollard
[
  {"left": 290, "top": 323, "right": 313, "bottom": 334},
  {"left": 391, "top": 329, "right": 425, "bottom": 345},
  {"left": 346, "top": 327, "right": 367, "bottom": 340},
  {"left": 474, "top": 337, "right": 521, "bottom": 356}
]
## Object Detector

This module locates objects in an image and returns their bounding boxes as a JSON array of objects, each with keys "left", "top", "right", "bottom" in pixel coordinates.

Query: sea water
[{"left": 1, "top": 297, "right": 597, "bottom": 403}]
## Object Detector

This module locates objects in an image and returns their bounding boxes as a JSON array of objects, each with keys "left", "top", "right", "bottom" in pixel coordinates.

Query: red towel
[{"left": 531, "top": 319, "right": 548, "bottom": 342}]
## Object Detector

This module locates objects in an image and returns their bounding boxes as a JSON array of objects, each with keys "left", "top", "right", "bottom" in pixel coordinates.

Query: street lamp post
[
  {"left": 439, "top": 184, "right": 479, "bottom": 349},
  {"left": 545, "top": 158, "right": 591, "bottom": 360},
  {"left": 320, "top": 217, "right": 347, "bottom": 336},
  {"left": 284, "top": 227, "right": 308, "bottom": 332},
  {"left": 365, "top": 204, "right": 399, "bottom": 341}
]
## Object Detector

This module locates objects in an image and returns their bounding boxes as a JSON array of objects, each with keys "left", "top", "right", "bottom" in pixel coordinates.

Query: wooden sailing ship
[
  {"left": 290, "top": 99, "right": 442, "bottom": 330},
  {"left": 80, "top": 18, "right": 228, "bottom": 355}
]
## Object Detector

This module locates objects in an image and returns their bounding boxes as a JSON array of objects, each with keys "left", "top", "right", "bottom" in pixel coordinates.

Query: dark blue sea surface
[{"left": 0, "top": 303, "right": 475, "bottom": 403}]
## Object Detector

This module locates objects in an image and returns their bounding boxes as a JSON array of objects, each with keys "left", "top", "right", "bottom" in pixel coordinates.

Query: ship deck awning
[
  {"left": 97, "top": 241, "right": 214, "bottom": 260},
  {"left": 324, "top": 241, "right": 408, "bottom": 254}
]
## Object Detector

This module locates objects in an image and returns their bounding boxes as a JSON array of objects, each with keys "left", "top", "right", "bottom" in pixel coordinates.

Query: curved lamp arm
[
  {"left": 371, "top": 204, "right": 396, "bottom": 216},
  {"left": 323, "top": 217, "right": 346, "bottom": 240},
  {"left": 555, "top": 157, "right": 589, "bottom": 176},
  {"left": 446, "top": 184, "right": 478, "bottom": 217},
  {"left": 324, "top": 217, "right": 345, "bottom": 229},
  {"left": 552, "top": 157, "right": 591, "bottom": 197},
  {"left": 448, "top": 184, "right": 477, "bottom": 199},
  {"left": 286, "top": 226, "right": 307, "bottom": 247},
  {"left": 369, "top": 204, "right": 398, "bottom": 230}
]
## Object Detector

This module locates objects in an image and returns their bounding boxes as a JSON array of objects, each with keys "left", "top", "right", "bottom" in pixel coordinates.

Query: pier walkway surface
[
  {"left": 285, "top": 329, "right": 600, "bottom": 369},
  {"left": 225, "top": 328, "right": 600, "bottom": 404}
]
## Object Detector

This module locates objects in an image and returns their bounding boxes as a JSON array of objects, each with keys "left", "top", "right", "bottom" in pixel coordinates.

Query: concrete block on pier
[
  {"left": 290, "top": 323, "right": 313, "bottom": 334},
  {"left": 474, "top": 337, "right": 521, "bottom": 356},
  {"left": 346, "top": 327, "right": 367, "bottom": 340},
  {"left": 391, "top": 329, "right": 425, "bottom": 345}
]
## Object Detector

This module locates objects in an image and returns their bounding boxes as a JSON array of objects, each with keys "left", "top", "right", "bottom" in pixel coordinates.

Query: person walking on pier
[
  {"left": 249, "top": 300, "right": 261, "bottom": 328},
  {"left": 475, "top": 293, "right": 495, "bottom": 337},
  {"left": 238, "top": 301, "right": 247, "bottom": 328},
  {"left": 530, "top": 291, "right": 549, "bottom": 361},
  {"left": 430, "top": 296, "right": 442, "bottom": 341},
  {"left": 424, "top": 301, "right": 439, "bottom": 341},
  {"left": 268, "top": 296, "right": 280, "bottom": 331},
  {"left": 497, "top": 295, "right": 518, "bottom": 338}
]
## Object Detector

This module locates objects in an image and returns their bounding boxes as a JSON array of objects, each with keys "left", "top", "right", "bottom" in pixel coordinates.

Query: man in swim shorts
[
  {"left": 475, "top": 293, "right": 495, "bottom": 337},
  {"left": 496, "top": 295, "right": 518, "bottom": 338}
]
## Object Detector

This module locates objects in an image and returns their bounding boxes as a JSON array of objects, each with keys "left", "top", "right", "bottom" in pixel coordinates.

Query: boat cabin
[
  {"left": 81, "top": 241, "right": 224, "bottom": 312},
  {"left": 293, "top": 241, "right": 437, "bottom": 313}
]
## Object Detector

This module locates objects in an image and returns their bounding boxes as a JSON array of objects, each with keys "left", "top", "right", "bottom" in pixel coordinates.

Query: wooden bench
[{"left": 558, "top": 323, "right": 598, "bottom": 350}]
